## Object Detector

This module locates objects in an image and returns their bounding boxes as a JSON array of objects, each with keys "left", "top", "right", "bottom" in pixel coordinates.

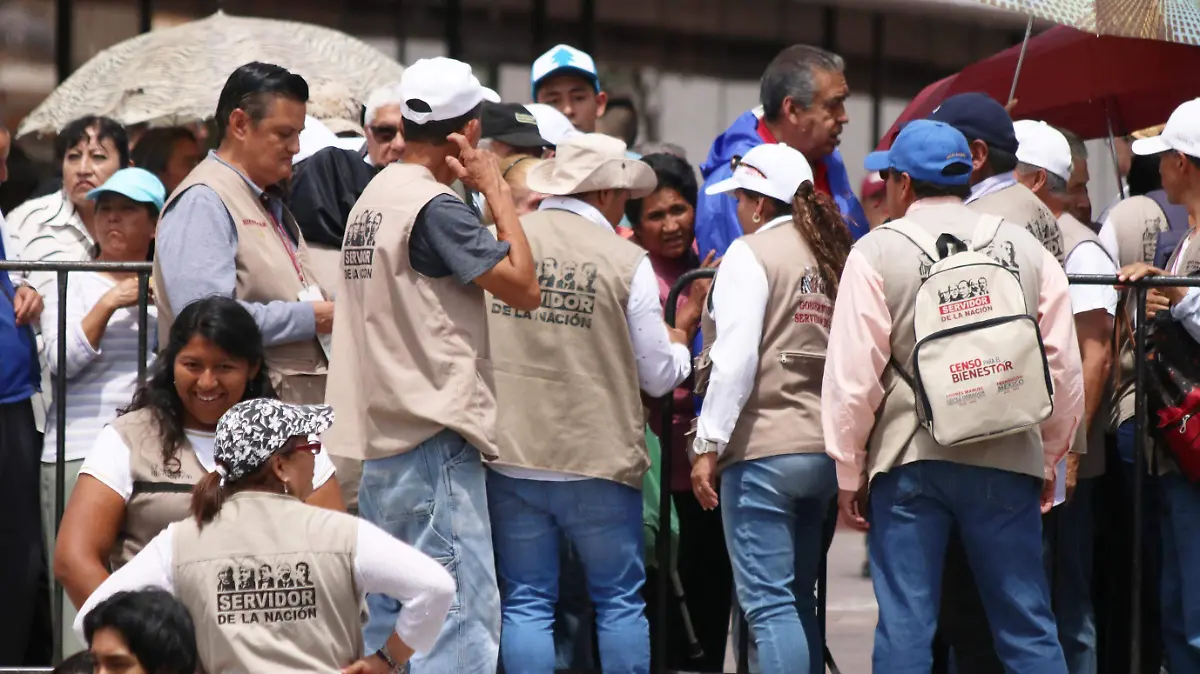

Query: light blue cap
[
  {"left": 863, "top": 120, "right": 973, "bottom": 186},
  {"left": 87, "top": 168, "right": 166, "bottom": 211}
]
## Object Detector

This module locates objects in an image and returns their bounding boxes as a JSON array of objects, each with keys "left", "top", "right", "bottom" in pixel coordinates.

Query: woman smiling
[{"left": 54, "top": 297, "right": 343, "bottom": 650}]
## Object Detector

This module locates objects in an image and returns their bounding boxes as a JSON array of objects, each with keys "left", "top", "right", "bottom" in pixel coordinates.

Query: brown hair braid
[{"left": 791, "top": 182, "right": 854, "bottom": 298}]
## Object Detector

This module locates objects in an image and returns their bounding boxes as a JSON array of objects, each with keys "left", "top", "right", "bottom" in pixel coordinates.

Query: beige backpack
[{"left": 883, "top": 215, "right": 1054, "bottom": 446}]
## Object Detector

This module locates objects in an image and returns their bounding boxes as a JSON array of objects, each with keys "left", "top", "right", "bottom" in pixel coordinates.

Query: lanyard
[{"left": 262, "top": 197, "right": 307, "bottom": 286}]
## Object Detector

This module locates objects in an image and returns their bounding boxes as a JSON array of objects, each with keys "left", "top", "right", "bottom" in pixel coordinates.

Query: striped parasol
[
  {"left": 17, "top": 11, "right": 404, "bottom": 138},
  {"left": 976, "top": 0, "right": 1200, "bottom": 45}
]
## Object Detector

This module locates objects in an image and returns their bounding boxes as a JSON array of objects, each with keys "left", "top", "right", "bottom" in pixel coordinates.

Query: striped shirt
[
  {"left": 6, "top": 190, "right": 93, "bottom": 300},
  {"left": 41, "top": 271, "right": 156, "bottom": 463}
]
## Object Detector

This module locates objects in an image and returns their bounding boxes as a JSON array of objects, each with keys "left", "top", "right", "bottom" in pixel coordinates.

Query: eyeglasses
[
  {"left": 369, "top": 125, "right": 400, "bottom": 143},
  {"left": 289, "top": 441, "right": 322, "bottom": 456}
]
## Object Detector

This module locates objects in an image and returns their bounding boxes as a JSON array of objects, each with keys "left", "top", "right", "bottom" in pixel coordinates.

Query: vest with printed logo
[
  {"left": 855, "top": 201, "right": 1049, "bottom": 481},
  {"left": 109, "top": 408, "right": 208, "bottom": 570},
  {"left": 698, "top": 222, "right": 832, "bottom": 470},
  {"left": 1106, "top": 195, "right": 1181, "bottom": 434},
  {"left": 323, "top": 163, "right": 497, "bottom": 461},
  {"left": 172, "top": 492, "right": 364, "bottom": 674},
  {"left": 969, "top": 182, "right": 1066, "bottom": 265},
  {"left": 486, "top": 208, "right": 647, "bottom": 487},
  {"left": 152, "top": 157, "right": 328, "bottom": 402},
  {"left": 1061, "top": 212, "right": 1116, "bottom": 479}
]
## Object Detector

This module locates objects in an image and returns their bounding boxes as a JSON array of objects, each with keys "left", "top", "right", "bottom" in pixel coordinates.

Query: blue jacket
[
  {"left": 695, "top": 109, "right": 869, "bottom": 260},
  {"left": 0, "top": 234, "right": 37, "bottom": 405}
]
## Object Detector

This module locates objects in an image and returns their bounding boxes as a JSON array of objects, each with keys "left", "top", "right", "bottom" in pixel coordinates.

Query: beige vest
[
  {"left": 969, "top": 182, "right": 1066, "bottom": 265},
  {"left": 1060, "top": 213, "right": 1115, "bottom": 479},
  {"left": 856, "top": 201, "right": 1049, "bottom": 482},
  {"left": 1106, "top": 196, "right": 1172, "bottom": 431},
  {"left": 699, "top": 222, "right": 832, "bottom": 470},
  {"left": 323, "top": 163, "right": 497, "bottom": 461},
  {"left": 152, "top": 157, "right": 328, "bottom": 402},
  {"left": 173, "top": 492, "right": 364, "bottom": 674},
  {"left": 109, "top": 409, "right": 208, "bottom": 570},
  {"left": 487, "top": 209, "right": 646, "bottom": 487}
]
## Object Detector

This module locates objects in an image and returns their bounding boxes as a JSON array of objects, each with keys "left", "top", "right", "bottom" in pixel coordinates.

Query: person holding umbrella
[{"left": 73, "top": 398, "right": 456, "bottom": 674}]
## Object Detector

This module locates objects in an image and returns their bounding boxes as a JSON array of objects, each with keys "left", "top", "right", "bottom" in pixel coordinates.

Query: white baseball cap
[
  {"left": 704, "top": 143, "right": 814, "bottom": 203},
  {"left": 1132, "top": 98, "right": 1200, "bottom": 158},
  {"left": 531, "top": 44, "right": 600, "bottom": 99},
  {"left": 525, "top": 103, "right": 583, "bottom": 146},
  {"left": 1013, "top": 120, "right": 1073, "bottom": 182},
  {"left": 399, "top": 57, "right": 499, "bottom": 125}
]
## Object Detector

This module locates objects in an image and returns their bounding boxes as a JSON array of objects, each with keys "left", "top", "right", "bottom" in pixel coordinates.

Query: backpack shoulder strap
[
  {"left": 970, "top": 214, "right": 1005, "bottom": 251},
  {"left": 879, "top": 217, "right": 942, "bottom": 261}
]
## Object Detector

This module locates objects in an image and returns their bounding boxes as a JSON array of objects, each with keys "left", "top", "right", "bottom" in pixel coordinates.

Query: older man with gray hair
[
  {"left": 695, "top": 44, "right": 868, "bottom": 261},
  {"left": 363, "top": 82, "right": 406, "bottom": 166}
]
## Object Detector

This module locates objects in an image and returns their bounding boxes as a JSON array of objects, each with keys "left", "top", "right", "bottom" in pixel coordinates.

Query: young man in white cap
[
  {"left": 324, "top": 56, "right": 540, "bottom": 674},
  {"left": 1118, "top": 97, "right": 1200, "bottom": 673},
  {"left": 531, "top": 44, "right": 607, "bottom": 133},
  {"left": 483, "top": 133, "right": 689, "bottom": 674},
  {"left": 823, "top": 119, "right": 1082, "bottom": 673},
  {"left": 691, "top": 141, "right": 852, "bottom": 674}
]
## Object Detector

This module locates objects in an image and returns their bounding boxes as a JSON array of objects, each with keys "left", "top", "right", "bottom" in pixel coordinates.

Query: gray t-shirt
[{"left": 409, "top": 195, "right": 509, "bottom": 283}]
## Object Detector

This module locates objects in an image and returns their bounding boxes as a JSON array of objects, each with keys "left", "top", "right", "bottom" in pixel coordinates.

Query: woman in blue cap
[{"left": 39, "top": 167, "right": 166, "bottom": 651}]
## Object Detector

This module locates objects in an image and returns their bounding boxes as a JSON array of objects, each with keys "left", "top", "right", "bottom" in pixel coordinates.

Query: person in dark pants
[{"left": 0, "top": 183, "right": 48, "bottom": 664}]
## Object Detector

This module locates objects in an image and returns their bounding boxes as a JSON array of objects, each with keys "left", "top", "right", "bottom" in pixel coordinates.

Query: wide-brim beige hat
[{"left": 526, "top": 133, "right": 657, "bottom": 198}]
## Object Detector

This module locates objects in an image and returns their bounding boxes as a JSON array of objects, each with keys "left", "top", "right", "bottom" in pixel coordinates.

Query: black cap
[
  {"left": 481, "top": 102, "right": 551, "bottom": 149},
  {"left": 927, "top": 93, "right": 1019, "bottom": 155}
]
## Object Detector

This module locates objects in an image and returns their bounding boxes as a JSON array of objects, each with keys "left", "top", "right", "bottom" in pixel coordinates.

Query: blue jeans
[
  {"left": 721, "top": 453, "right": 836, "bottom": 674},
  {"left": 869, "top": 461, "right": 1065, "bottom": 674},
  {"left": 553, "top": 541, "right": 596, "bottom": 670},
  {"left": 1045, "top": 479, "right": 1096, "bottom": 674},
  {"left": 358, "top": 430, "right": 500, "bottom": 673},
  {"left": 1160, "top": 471, "right": 1200, "bottom": 672},
  {"left": 487, "top": 471, "right": 649, "bottom": 674}
]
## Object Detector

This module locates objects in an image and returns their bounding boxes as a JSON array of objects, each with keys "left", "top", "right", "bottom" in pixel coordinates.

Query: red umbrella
[{"left": 878, "top": 25, "right": 1200, "bottom": 148}]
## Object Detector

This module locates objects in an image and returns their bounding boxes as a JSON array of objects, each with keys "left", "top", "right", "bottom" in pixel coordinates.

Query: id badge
[{"left": 298, "top": 285, "right": 333, "bottom": 361}]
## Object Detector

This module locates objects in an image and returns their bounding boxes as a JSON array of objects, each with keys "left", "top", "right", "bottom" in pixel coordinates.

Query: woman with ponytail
[
  {"left": 689, "top": 143, "right": 851, "bottom": 674},
  {"left": 55, "top": 297, "right": 344, "bottom": 622},
  {"left": 75, "top": 399, "right": 456, "bottom": 674}
]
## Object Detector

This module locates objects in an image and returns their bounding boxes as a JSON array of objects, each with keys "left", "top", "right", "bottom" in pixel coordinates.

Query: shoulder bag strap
[
  {"left": 970, "top": 214, "right": 1005, "bottom": 251},
  {"left": 879, "top": 217, "right": 943, "bottom": 261}
]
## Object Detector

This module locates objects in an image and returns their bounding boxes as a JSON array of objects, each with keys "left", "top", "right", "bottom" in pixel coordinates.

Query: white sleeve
[
  {"left": 312, "top": 447, "right": 336, "bottom": 490},
  {"left": 625, "top": 256, "right": 691, "bottom": 398},
  {"left": 78, "top": 425, "right": 136, "bottom": 502},
  {"left": 42, "top": 279, "right": 102, "bottom": 378},
  {"left": 353, "top": 520, "right": 456, "bottom": 654},
  {"left": 74, "top": 524, "right": 177, "bottom": 644},
  {"left": 695, "top": 240, "right": 768, "bottom": 455},
  {"left": 1098, "top": 217, "right": 1120, "bottom": 263},
  {"left": 1170, "top": 288, "right": 1200, "bottom": 344},
  {"left": 1064, "top": 242, "right": 1119, "bottom": 316}
]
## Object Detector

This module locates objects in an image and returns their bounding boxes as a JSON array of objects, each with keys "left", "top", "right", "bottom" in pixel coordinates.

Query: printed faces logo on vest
[
  {"left": 794, "top": 267, "right": 833, "bottom": 327},
  {"left": 343, "top": 210, "right": 382, "bottom": 280},
  {"left": 216, "top": 561, "right": 317, "bottom": 626},
  {"left": 917, "top": 240, "right": 1020, "bottom": 280},
  {"left": 1027, "top": 214, "right": 1064, "bottom": 261},
  {"left": 491, "top": 256, "right": 598, "bottom": 330}
]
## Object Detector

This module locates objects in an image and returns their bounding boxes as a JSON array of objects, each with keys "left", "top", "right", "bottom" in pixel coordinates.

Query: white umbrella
[{"left": 17, "top": 10, "right": 404, "bottom": 137}]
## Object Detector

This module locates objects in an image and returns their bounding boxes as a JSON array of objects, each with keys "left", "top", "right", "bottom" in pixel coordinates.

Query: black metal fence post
[
  {"left": 1131, "top": 285, "right": 1148, "bottom": 673},
  {"left": 656, "top": 268, "right": 715, "bottom": 674},
  {"left": 137, "top": 272, "right": 150, "bottom": 383}
]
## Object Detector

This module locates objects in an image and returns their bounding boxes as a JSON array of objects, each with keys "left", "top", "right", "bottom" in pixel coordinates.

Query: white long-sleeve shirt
[
  {"left": 695, "top": 215, "right": 792, "bottom": 455},
  {"left": 489, "top": 196, "right": 691, "bottom": 482},
  {"left": 74, "top": 517, "right": 456, "bottom": 656},
  {"left": 40, "top": 271, "right": 156, "bottom": 463}
]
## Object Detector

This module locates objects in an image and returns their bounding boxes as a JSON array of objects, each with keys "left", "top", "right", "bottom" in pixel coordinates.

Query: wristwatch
[
  {"left": 692, "top": 437, "right": 719, "bottom": 456},
  {"left": 374, "top": 647, "right": 400, "bottom": 673}
]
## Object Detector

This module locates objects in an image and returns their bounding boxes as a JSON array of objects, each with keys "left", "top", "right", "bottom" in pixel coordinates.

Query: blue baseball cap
[
  {"left": 531, "top": 44, "right": 601, "bottom": 99},
  {"left": 927, "top": 92, "right": 1018, "bottom": 155},
  {"left": 87, "top": 168, "right": 166, "bottom": 211},
  {"left": 863, "top": 120, "right": 973, "bottom": 186}
]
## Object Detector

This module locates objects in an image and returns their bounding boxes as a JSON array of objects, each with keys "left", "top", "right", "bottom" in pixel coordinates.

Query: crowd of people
[{"left": 0, "top": 31, "right": 1198, "bottom": 674}]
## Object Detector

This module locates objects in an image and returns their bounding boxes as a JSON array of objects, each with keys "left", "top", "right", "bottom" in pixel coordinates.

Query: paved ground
[{"left": 721, "top": 529, "right": 877, "bottom": 673}]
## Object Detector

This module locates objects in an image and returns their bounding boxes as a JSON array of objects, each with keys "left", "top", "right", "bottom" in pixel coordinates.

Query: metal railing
[
  {"left": 0, "top": 260, "right": 152, "bottom": 665},
  {"left": 4, "top": 260, "right": 1196, "bottom": 673}
]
